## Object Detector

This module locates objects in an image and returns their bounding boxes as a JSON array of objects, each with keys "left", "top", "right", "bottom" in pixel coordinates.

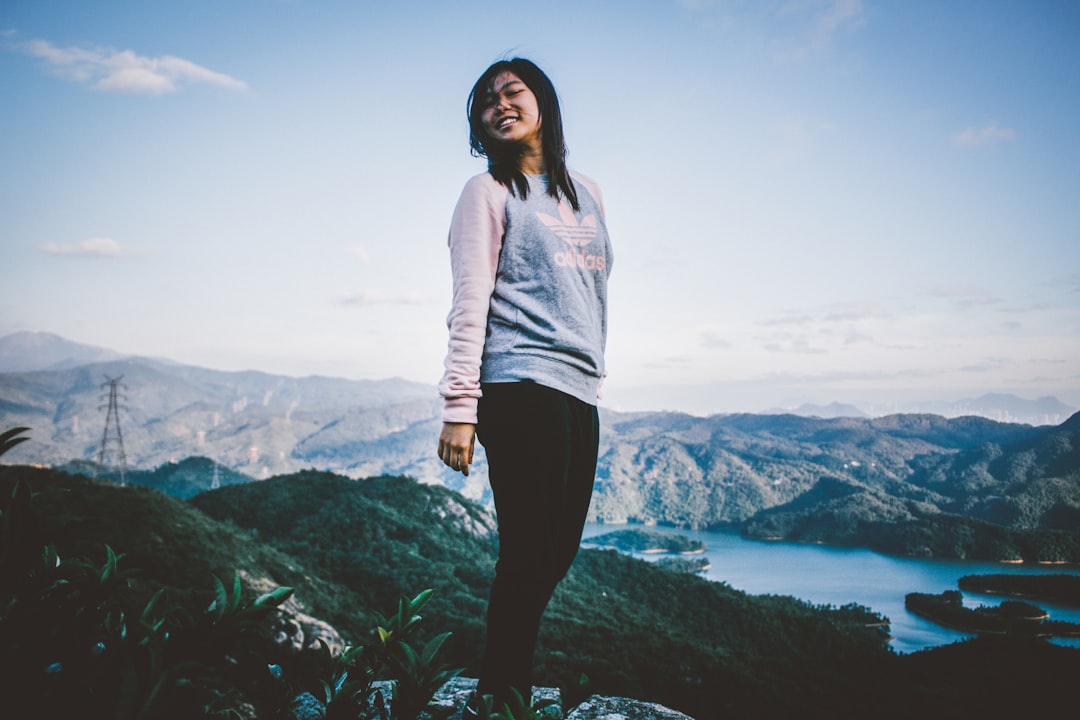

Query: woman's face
[{"left": 480, "top": 71, "right": 542, "bottom": 152}]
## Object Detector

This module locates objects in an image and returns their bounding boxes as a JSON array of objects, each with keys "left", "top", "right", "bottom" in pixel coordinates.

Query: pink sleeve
[
  {"left": 572, "top": 171, "right": 607, "bottom": 397},
  {"left": 438, "top": 174, "right": 507, "bottom": 423},
  {"left": 572, "top": 171, "right": 606, "bottom": 219}
]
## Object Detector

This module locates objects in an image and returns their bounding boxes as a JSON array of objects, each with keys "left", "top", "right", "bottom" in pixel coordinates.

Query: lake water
[{"left": 580, "top": 523, "right": 1080, "bottom": 654}]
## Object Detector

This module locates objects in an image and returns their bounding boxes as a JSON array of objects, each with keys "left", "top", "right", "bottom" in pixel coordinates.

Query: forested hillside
[
  {"left": 738, "top": 412, "right": 1080, "bottom": 561},
  {"left": 5, "top": 463, "right": 1079, "bottom": 718},
  {"left": 591, "top": 411, "right": 1045, "bottom": 527},
  {"left": 3, "top": 343, "right": 1079, "bottom": 563},
  {"left": 25, "top": 408, "right": 1080, "bottom": 563}
]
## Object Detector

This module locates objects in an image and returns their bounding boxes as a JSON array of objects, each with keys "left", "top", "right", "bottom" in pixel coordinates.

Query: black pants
[{"left": 475, "top": 381, "right": 599, "bottom": 705}]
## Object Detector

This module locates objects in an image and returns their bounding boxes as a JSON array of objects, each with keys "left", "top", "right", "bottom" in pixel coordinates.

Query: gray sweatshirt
[{"left": 439, "top": 171, "right": 613, "bottom": 423}]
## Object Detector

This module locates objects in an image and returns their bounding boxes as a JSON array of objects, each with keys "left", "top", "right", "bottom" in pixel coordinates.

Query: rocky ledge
[
  {"left": 424, "top": 677, "right": 695, "bottom": 720},
  {"left": 292, "top": 675, "right": 695, "bottom": 719}
]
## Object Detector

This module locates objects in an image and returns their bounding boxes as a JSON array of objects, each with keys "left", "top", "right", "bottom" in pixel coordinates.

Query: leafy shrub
[{"left": 0, "top": 427, "right": 465, "bottom": 720}]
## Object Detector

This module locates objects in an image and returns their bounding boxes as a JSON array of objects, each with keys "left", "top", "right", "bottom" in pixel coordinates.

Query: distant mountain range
[
  {"left": 3, "top": 331, "right": 1078, "bottom": 562},
  {"left": 0, "top": 330, "right": 128, "bottom": 372},
  {"left": 769, "top": 394, "right": 1076, "bottom": 425},
  {"left": 0, "top": 331, "right": 458, "bottom": 487}
]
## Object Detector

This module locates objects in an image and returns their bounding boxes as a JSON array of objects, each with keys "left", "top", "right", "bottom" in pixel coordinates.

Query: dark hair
[{"left": 467, "top": 58, "right": 580, "bottom": 211}]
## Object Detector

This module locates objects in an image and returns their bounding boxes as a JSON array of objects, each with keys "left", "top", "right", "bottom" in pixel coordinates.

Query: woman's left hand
[{"left": 438, "top": 422, "right": 476, "bottom": 476}]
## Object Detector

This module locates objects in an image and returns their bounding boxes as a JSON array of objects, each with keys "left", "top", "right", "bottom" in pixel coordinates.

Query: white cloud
[
  {"left": 674, "top": 0, "right": 865, "bottom": 61},
  {"left": 700, "top": 331, "right": 734, "bottom": 349},
  {"left": 39, "top": 237, "right": 125, "bottom": 257},
  {"left": 951, "top": 122, "right": 1016, "bottom": 148},
  {"left": 756, "top": 314, "right": 814, "bottom": 327},
  {"left": 959, "top": 357, "right": 1010, "bottom": 373},
  {"left": 763, "top": 337, "right": 828, "bottom": 354},
  {"left": 930, "top": 284, "right": 1000, "bottom": 307},
  {"left": 823, "top": 302, "right": 889, "bottom": 322},
  {"left": 345, "top": 246, "right": 371, "bottom": 263},
  {"left": 774, "top": 0, "right": 865, "bottom": 61},
  {"left": 14, "top": 36, "right": 247, "bottom": 95},
  {"left": 335, "top": 290, "right": 429, "bottom": 307}
]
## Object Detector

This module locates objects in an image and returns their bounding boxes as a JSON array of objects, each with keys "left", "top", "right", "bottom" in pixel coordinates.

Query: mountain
[
  {"left": 3, "top": 464, "right": 894, "bottom": 719},
  {"left": 0, "top": 351, "right": 464, "bottom": 488},
  {"left": 877, "top": 393, "right": 1078, "bottom": 426},
  {"left": 0, "top": 331, "right": 127, "bottom": 372},
  {"left": 8, "top": 463, "right": 1080, "bottom": 718},
  {"left": 738, "top": 412, "right": 1080, "bottom": 561},
  {"left": 590, "top": 411, "right": 1045, "bottom": 526},
  {"left": 2, "top": 334, "right": 1078, "bottom": 562},
  {"left": 764, "top": 401, "right": 869, "bottom": 419},
  {"left": 769, "top": 395, "right": 1077, "bottom": 426}
]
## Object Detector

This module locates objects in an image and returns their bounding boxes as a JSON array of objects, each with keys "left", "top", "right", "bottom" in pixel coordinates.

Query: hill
[
  {"left": 739, "top": 412, "right": 1080, "bottom": 561},
  {"left": 0, "top": 330, "right": 127, "bottom": 372},
  {"left": 2, "top": 334, "right": 1078, "bottom": 563},
  {"left": 0, "top": 353, "right": 461, "bottom": 487},
  {"left": 5, "top": 463, "right": 1080, "bottom": 718},
  {"left": 10, "top": 398, "right": 1078, "bottom": 562}
]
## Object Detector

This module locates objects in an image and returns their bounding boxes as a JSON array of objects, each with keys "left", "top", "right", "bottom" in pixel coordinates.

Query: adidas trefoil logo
[
  {"left": 536, "top": 201, "right": 606, "bottom": 271},
  {"left": 537, "top": 201, "right": 598, "bottom": 246}
]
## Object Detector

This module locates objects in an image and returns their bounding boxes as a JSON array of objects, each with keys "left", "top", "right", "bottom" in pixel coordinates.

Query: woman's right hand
[{"left": 438, "top": 422, "right": 476, "bottom": 476}]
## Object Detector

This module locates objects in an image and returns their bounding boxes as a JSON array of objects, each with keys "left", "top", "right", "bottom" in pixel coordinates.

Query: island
[
  {"left": 653, "top": 556, "right": 712, "bottom": 575},
  {"left": 905, "top": 590, "right": 1080, "bottom": 638},
  {"left": 957, "top": 574, "right": 1080, "bottom": 606},
  {"left": 585, "top": 527, "right": 706, "bottom": 555}
]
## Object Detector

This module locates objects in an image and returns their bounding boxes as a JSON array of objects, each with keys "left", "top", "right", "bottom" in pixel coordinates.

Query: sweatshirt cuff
[{"left": 441, "top": 396, "right": 479, "bottom": 424}]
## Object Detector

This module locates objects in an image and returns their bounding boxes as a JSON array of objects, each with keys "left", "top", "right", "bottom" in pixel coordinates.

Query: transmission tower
[{"left": 97, "top": 375, "right": 129, "bottom": 485}]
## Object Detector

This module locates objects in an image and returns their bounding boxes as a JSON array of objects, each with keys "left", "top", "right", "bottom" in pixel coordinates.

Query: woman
[{"left": 437, "top": 57, "right": 613, "bottom": 712}]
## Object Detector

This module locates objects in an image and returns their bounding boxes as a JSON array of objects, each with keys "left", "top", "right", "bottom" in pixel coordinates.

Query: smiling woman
[
  {"left": 464, "top": 58, "right": 582, "bottom": 214},
  {"left": 436, "top": 57, "right": 614, "bottom": 714},
  {"left": 478, "top": 74, "right": 542, "bottom": 164}
]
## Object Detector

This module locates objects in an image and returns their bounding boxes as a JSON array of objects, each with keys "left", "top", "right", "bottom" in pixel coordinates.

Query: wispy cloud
[
  {"left": 674, "top": 0, "right": 865, "bottom": 61},
  {"left": 823, "top": 302, "right": 889, "bottom": 322},
  {"left": 345, "top": 246, "right": 371, "bottom": 263},
  {"left": 756, "top": 314, "right": 814, "bottom": 327},
  {"left": 335, "top": 290, "right": 429, "bottom": 307},
  {"left": 930, "top": 284, "right": 1000, "bottom": 308},
  {"left": 773, "top": 0, "right": 866, "bottom": 61},
  {"left": 700, "top": 331, "right": 734, "bottom": 349},
  {"left": 951, "top": 122, "right": 1015, "bottom": 148},
  {"left": 762, "top": 337, "right": 828, "bottom": 354},
  {"left": 10, "top": 35, "right": 247, "bottom": 95},
  {"left": 959, "top": 357, "right": 1010, "bottom": 373},
  {"left": 39, "top": 237, "right": 125, "bottom": 257}
]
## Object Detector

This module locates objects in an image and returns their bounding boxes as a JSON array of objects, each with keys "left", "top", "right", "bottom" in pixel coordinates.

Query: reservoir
[{"left": 581, "top": 523, "right": 1080, "bottom": 654}]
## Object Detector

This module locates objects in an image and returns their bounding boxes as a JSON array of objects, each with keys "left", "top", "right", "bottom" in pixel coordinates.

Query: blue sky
[{"left": 2, "top": 0, "right": 1078, "bottom": 414}]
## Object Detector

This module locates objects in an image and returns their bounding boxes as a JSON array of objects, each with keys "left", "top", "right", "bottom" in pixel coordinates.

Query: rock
[
  {"left": 290, "top": 692, "right": 324, "bottom": 720},
  {"left": 566, "top": 695, "right": 695, "bottom": 720},
  {"left": 423, "top": 676, "right": 476, "bottom": 717},
  {"left": 423, "top": 678, "right": 693, "bottom": 720}
]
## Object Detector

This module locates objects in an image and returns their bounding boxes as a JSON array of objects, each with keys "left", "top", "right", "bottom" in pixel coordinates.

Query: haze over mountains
[
  {"left": 3, "top": 330, "right": 1079, "bottom": 564},
  {"left": 770, "top": 395, "right": 1076, "bottom": 426},
  {"left": 0, "top": 331, "right": 1075, "bottom": 489},
  {"left": 3, "top": 331, "right": 1074, "bottom": 420}
]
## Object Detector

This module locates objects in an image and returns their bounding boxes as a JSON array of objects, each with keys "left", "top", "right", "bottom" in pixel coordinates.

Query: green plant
[
  {"left": 1, "top": 428, "right": 296, "bottom": 718},
  {"left": 2, "top": 434, "right": 469, "bottom": 720},
  {"left": 306, "top": 588, "right": 462, "bottom": 720},
  {"left": 461, "top": 688, "right": 562, "bottom": 720},
  {"left": 0, "top": 426, "right": 31, "bottom": 458}
]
